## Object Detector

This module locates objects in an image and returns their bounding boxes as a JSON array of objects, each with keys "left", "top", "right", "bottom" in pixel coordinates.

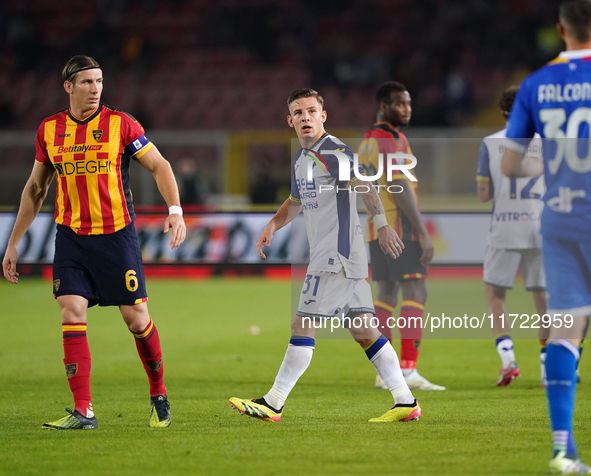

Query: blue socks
[{"left": 546, "top": 342, "right": 579, "bottom": 458}]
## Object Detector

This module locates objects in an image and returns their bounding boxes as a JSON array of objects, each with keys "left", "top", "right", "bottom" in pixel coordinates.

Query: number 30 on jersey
[{"left": 540, "top": 107, "right": 591, "bottom": 174}]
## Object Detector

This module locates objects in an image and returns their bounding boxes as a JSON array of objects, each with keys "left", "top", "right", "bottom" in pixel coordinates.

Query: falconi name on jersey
[{"left": 537, "top": 82, "right": 591, "bottom": 103}]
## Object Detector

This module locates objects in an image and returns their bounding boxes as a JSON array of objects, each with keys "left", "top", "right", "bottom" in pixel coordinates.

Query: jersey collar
[
  {"left": 67, "top": 103, "right": 103, "bottom": 125},
  {"left": 374, "top": 121, "right": 400, "bottom": 133},
  {"left": 309, "top": 131, "right": 329, "bottom": 151},
  {"left": 558, "top": 49, "right": 591, "bottom": 59}
]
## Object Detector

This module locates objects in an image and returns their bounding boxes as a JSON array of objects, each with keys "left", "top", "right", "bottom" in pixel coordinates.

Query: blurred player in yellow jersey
[{"left": 359, "top": 81, "right": 445, "bottom": 391}]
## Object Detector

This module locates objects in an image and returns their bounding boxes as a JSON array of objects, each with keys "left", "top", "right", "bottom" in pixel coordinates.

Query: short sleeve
[
  {"left": 526, "top": 133, "right": 543, "bottom": 159},
  {"left": 121, "top": 113, "right": 153, "bottom": 158},
  {"left": 35, "top": 122, "right": 51, "bottom": 165},
  {"left": 290, "top": 177, "right": 301, "bottom": 202},
  {"left": 318, "top": 146, "right": 361, "bottom": 186},
  {"left": 506, "top": 79, "right": 536, "bottom": 152},
  {"left": 374, "top": 135, "right": 412, "bottom": 181},
  {"left": 289, "top": 158, "right": 301, "bottom": 203},
  {"left": 476, "top": 140, "right": 491, "bottom": 182},
  {"left": 357, "top": 137, "right": 374, "bottom": 171}
]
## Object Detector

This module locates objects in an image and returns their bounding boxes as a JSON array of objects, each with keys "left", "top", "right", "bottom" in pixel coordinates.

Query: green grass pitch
[{"left": 0, "top": 276, "right": 590, "bottom": 475}]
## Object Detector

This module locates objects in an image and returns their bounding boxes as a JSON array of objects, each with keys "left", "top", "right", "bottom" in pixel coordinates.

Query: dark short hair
[
  {"left": 499, "top": 85, "right": 519, "bottom": 118},
  {"left": 560, "top": 0, "right": 591, "bottom": 43},
  {"left": 376, "top": 81, "right": 407, "bottom": 104},
  {"left": 287, "top": 88, "right": 324, "bottom": 109},
  {"left": 62, "top": 55, "right": 101, "bottom": 84}
]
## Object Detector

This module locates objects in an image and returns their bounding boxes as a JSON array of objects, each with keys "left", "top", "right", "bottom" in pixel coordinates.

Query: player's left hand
[
  {"left": 377, "top": 225, "right": 404, "bottom": 259},
  {"left": 164, "top": 214, "right": 186, "bottom": 250},
  {"left": 419, "top": 232, "right": 434, "bottom": 267}
]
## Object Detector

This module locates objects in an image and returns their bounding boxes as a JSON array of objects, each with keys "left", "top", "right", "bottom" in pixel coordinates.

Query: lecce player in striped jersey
[{"left": 2, "top": 55, "right": 186, "bottom": 430}]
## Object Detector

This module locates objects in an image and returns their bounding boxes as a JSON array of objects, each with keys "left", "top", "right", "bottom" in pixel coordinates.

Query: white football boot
[
  {"left": 548, "top": 451, "right": 591, "bottom": 474},
  {"left": 404, "top": 369, "right": 446, "bottom": 391}
]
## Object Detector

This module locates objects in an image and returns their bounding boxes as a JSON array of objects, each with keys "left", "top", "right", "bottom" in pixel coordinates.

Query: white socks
[
  {"left": 264, "top": 342, "right": 314, "bottom": 410},
  {"left": 370, "top": 342, "right": 414, "bottom": 405},
  {"left": 496, "top": 337, "right": 516, "bottom": 368},
  {"left": 263, "top": 336, "right": 415, "bottom": 410}
]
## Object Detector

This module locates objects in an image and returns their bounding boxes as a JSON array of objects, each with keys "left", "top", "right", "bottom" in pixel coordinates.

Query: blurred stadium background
[
  {"left": 3, "top": 4, "right": 591, "bottom": 475},
  {"left": 0, "top": 0, "right": 563, "bottom": 210},
  {"left": 0, "top": 0, "right": 567, "bottom": 276}
]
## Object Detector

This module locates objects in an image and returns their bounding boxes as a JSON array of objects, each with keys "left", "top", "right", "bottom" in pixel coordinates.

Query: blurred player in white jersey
[
  {"left": 229, "top": 88, "right": 421, "bottom": 423},
  {"left": 503, "top": 1, "right": 591, "bottom": 472},
  {"left": 477, "top": 86, "right": 548, "bottom": 386}
]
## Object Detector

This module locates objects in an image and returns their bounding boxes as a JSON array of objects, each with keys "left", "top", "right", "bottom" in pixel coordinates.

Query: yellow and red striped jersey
[
  {"left": 35, "top": 103, "right": 153, "bottom": 235},
  {"left": 358, "top": 122, "right": 420, "bottom": 242}
]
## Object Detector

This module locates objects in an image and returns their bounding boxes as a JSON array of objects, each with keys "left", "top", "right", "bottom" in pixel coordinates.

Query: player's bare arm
[
  {"left": 501, "top": 148, "right": 544, "bottom": 178},
  {"left": 392, "top": 178, "right": 433, "bottom": 266},
  {"left": 477, "top": 181, "right": 493, "bottom": 203},
  {"left": 257, "top": 198, "right": 302, "bottom": 259},
  {"left": 135, "top": 146, "right": 186, "bottom": 250},
  {"left": 356, "top": 179, "right": 404, "bottom": 259},
  {"left": 2, "top": 162, "right": 55, "bottom": 283}
]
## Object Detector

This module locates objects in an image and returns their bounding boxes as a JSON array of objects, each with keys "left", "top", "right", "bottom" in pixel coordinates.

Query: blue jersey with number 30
[{"left": 506, "top": 49, "right": 591, "bottom": 240}]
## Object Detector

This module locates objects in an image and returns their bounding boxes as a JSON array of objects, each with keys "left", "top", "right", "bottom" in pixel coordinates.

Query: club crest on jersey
[
  {"left": 65, "top": 363, "right": 78, "bottom": 378},
  {"left": 92, "top": 129, "right": 103, "bottom": 142},
  {"left": 53, "top": 279, "right": 60, "bottom": 292}
]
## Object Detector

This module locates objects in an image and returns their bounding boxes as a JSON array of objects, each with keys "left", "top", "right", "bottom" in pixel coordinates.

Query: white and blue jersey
[
  {"left": 290, "top": 132, "right": 368, "bottom": 279},
  {"left": 477, "top": 128, "right": 544, "bottom": 249},
  {"left": 505, "top": 49, "right": 591, "bottom": 241}
]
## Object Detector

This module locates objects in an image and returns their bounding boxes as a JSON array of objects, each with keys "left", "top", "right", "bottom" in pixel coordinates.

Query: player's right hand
[
  {"left": 377, "top": 225, "right": 404, "bottom": 259},
  {"left": 256, "top": 228, "right": 274, "bottom": 259},
  {"left": 2, "top": 245, "right": 19, "bottom": 284},
  {"left": 163, "top": 213, "right": 186, "bottom": 250}
]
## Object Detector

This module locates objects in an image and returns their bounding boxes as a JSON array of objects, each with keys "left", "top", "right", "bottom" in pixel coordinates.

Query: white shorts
[
  {"left": 483, "top": 246, "right": 546, "bottom": 291},
  {"left": 296, "top": 268, "right": 374, "bottom": 319}
]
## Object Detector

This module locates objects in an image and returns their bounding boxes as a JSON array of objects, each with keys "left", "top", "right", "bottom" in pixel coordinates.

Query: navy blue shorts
[
  {"left": 53, "top": 223, "right": 148, "bottom": 307},
  {"left": 369, "top": 239, "right": 427, "bottom": 282}
]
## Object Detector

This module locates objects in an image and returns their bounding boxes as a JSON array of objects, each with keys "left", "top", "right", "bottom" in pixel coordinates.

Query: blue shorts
[
  {"left": 543, "top": 235, "right": 591, "bottom": 316},
  {"left": 53, "top": 223, "right": 148, "bottom": 307}
]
